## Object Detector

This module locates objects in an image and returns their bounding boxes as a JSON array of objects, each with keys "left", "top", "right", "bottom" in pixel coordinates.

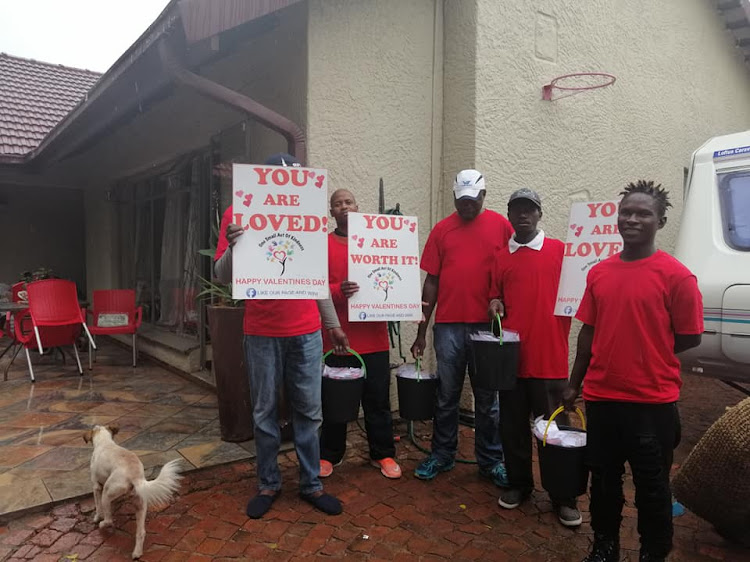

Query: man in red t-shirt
[
  {"left": 488, "top": 188, "right": 579, "bottom": 526},
  {"left": 563, "top": 181, "right": 703, "bottom": 562},
  {"left": 318, "top": 189, "right": 401, "bottom": 480},
  {"left": 411, "top": 169, "right": 513, "bottom": 484},
  {"left": 214, "top": 153, "right": 349, "bottom": 519}
]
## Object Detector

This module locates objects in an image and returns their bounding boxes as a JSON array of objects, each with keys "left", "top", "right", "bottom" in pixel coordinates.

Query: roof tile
[{"left": 0, "top": 53, "right": 101, "bottom": 156}]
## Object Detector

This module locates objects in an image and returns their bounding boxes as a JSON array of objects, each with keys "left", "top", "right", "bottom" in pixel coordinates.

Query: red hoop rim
[{"left": 548, "top": 72, "right": 616, "bottom": 91}]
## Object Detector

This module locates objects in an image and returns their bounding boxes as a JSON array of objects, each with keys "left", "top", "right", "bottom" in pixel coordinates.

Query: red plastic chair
[
  {"left": 15, "top": 279, "right": 95, "bottom": 382},
  {"left": 88, "top": 289, "right": 142, "bottom": 369},
  {"left": 1, "top": 282, "right": 33, "bottom": 380}
]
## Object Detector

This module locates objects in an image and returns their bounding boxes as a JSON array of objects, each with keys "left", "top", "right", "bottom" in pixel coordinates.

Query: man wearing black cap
[
  {"left": 488, "top": 188, "right": 580, "bottom": 526},
  {"left": 215, "top": 153, "right": 348, "bottom": 519}
]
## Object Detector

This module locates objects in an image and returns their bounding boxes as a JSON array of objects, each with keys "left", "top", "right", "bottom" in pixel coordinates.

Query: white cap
[{"left": 453, "top": 169, "right": 485, "bottom": 199}]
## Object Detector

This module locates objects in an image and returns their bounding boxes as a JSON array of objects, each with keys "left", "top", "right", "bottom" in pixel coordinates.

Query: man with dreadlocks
[{"left": 562, "top": 180, "right": 703, "bottom": 562}]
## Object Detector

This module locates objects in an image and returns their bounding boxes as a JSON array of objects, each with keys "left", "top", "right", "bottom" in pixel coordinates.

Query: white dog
[{"left": 83, "top": 425, "right": 183, "bottom": 559}]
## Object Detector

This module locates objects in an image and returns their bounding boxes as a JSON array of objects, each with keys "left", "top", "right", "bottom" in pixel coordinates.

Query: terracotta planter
[
  {"left": 207, "top": 305, "right": 294, "bottom": 443},
  {"left": 208, "top": 306, "right": 253, "bottom": 442}
]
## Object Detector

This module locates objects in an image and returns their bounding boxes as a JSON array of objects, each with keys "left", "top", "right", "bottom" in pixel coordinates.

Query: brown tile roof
[{"left": 0, "top": 53, "right": 101, "bottom": 156}]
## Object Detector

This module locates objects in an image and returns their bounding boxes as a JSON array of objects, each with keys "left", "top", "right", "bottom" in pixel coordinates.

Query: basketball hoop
[{"left": 542, "top": 72, "right": 616, "bottom": 101}]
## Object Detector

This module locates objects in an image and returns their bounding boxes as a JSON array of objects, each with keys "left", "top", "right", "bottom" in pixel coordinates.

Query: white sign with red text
[
  {"left": 347, "top": 213, "right": 422, "bottom": 322},
  {"left": 231, "top": 164, "right": 329, "bottom": 300},
  {"left": 554, "top": 200, "right": 622, "bottom": 316}
]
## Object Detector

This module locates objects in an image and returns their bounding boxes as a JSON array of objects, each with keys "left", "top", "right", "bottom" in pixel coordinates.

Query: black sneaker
[
  {"left": 497, "top": 488, "right": 531, "bottom": 509},
  {"left": 582, "top": 534, "right": 619, "bottom": 562}
]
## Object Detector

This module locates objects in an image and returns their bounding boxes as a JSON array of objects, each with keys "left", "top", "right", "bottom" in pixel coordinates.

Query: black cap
[
  {"left": 508, "top": 188, "right": 542, "bottom": 210},
  {"left": 264, "top": 153, "right": 302, "bottom": 167}
]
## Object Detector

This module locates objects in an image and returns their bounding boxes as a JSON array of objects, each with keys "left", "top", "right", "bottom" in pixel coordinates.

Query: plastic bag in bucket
[
  {"left": 321, "top": 349, "right": 366, "bottom": 424},
  {"left": 470, "top": 314, "right": 520, "bottom": 391},
  {"left": 396, "top": 359, "right": 438, "bottom": 421},
  {"left": 534, "top": 406, "right": 588, "bottom": 499}
]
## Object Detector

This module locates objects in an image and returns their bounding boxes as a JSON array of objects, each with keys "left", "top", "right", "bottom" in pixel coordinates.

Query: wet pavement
[
  {"left": 0, "top": 348, "right": 747, "bottom": 561},
  {"left": 0, "top": 341, "right": 253, "bottom": 517}
]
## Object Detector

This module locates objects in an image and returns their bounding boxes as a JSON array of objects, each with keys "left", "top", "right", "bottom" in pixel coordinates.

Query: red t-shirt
[
  {"left": 215, "top": 206, "right": 321, "bottom": 337},
  {"left": 321, "top": 234, "right": 390, "bottom": 354},
  {"left": 490, "top": 237, "right": 571, "bottom": 379},
  {"left": 421, "top": 210, "right": 513, "bottom": 324},
  {"left": 576, "top": 250, "right": 704, "bottom": 403}
]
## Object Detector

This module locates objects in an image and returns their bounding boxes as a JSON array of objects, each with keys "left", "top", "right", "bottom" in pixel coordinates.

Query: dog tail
[{"left": 135, "top": 459, "right": 183, "bottom": 508}]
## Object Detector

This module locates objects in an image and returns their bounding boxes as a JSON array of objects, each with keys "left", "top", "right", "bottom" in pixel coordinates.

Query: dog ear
[
  {"left": 82, "top": 430, "right": 93, "bottom": 443},
  {"left": 107, "top": 424, "right": 120, "bottom": 437}
]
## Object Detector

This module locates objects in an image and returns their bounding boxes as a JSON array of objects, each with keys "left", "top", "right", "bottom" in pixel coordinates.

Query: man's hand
[
  {"left": 488, "top": 299, "right": 505, "bottom": 319},
  {"left": 561, "top": 385, "right": 579, "bottom": 411},
  {"left": 341, "top": 281, "right": 359, "bottom": 298},
  {"left": 328, "top": 327, "right": 349, "bottom": 355},
  {"left": 410, "top": 334, "right": 426, "bottom": 359},
  {"left": 227, "top": 223, "right": 244, "bottom": 247}
]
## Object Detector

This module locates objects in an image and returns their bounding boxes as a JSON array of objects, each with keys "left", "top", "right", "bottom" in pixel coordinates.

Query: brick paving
[{"left": 0, "top": 375, "right": 748, "bottom": 561}]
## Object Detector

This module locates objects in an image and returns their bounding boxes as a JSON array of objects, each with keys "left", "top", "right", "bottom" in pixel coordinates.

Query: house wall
[
  {"left": 464, "top": 0, "right": 750, "bottom": 250},
  {"left": 0, "top": 183, "right": 86, "bottom": 292},
  {"left": 306, "top": 0, "right": 443, "bottom": 370}
]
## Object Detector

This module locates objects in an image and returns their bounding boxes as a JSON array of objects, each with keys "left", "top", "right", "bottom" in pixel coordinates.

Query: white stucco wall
[
  {"left": 306, "top": 0, "right": 442, "bottom": 366},
  {"left": 467, "top": 0, "right": 750, "bottom": 249}
]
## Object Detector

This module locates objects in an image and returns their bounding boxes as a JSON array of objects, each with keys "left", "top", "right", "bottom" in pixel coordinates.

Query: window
[{"left": 718, "top": 171, "right": 750, "bottom": 251}]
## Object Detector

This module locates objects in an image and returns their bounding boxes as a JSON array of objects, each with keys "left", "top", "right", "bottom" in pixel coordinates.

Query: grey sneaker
[
  {"left": 557, "top": 504, "right": 582, "bottom": 527},
  {"left": 497, "top": 488, "right": 531, "bottom": 509}
]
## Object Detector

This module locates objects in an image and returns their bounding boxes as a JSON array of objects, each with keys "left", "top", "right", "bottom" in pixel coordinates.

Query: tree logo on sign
[
  {"left": 266, "top": 239, "right": 295, "bottom": 276},
  {"left": 372, "top": 271, "right": 396, "bottom": 301}
]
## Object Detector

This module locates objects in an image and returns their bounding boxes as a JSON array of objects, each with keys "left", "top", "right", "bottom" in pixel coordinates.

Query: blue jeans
[
  {"left": 244, "top": 331, "right": 323, "bottom": 495},
  {"left": 431, "top": 323, "right": 503, "bottom": 471}
]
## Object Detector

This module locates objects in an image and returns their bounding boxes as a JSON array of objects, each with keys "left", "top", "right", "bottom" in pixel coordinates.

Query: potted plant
[{"left": 198, "top": 215, "right": 252, "bottom": 443}]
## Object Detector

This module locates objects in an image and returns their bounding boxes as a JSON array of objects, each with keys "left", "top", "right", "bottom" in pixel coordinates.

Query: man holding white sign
[
  {"left": 215, "top": 153, "right": 348, "bottom": 519},
  {"left": 319, "top": 189, "right": 402, "bottom": 480}
]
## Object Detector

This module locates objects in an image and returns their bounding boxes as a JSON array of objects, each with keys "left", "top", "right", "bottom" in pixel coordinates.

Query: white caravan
[{"left": 675, "top": 131, "right": 750, "bottom": 383}]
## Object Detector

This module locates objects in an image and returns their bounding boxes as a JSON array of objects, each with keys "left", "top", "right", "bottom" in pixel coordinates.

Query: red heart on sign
[
  {"left": 378, "top": 281, "right": 389, "bottom": 290},
  {"left": 235, "top": 190, "right": 244, "bottom": 197},
  {"left": 273, "top": 250, "right": 287, "bottom": 262},
  {"left": 409, "top": 223, "right": 416, "bottom": 233},
  {"left": 243, "top": 194, "right": 253, "bottom": 207},
  {"left": 315, "top": 175, "right": 325, "bottom": 188}
]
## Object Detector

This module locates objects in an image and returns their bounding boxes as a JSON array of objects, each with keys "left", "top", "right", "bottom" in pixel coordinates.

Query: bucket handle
[
  {"left": 490, "top": 313, "right": 504, "bottom": 345},
  {"left": 542, "top": 406, "right": 586, "bottom": 447},
  {"left": 415, "top": 357, "right": 422, "bottom": 381},
  {"left": 322, "top": 348, "right": 367, "bottom": 378}
]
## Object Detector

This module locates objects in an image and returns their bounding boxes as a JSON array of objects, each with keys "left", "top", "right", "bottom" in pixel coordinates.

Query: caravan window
[{"left": 718, "top": 171, "right": 750, "bottom": 251}]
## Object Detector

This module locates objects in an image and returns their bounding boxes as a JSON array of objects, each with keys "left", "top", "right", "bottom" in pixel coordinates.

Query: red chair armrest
[{"left": 14, "top": 310, "right": 34, "bottom": 344}]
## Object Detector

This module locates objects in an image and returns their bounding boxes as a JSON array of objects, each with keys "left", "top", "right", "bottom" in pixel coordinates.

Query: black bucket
[
  {"left": 396, "top": 361, "right": 437, "bottom": 421},
  {"left": 535, "top": 407, "right": 589, "bottom": 498},
  {"left": 470, "top": 316, "right": 520, "bottom": 391},
  {"left": 321, "top": 349, "right": 366, "bottom": 424}
]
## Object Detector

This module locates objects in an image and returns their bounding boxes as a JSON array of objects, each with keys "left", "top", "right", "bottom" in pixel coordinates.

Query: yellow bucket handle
[{"left": 542, "top": 405, "right": 586, "bottom": 447}]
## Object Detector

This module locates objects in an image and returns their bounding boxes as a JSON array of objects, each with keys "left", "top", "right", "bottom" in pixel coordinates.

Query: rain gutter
[{"left": 157, "top": 39, "right": 307, "bottom": 164}]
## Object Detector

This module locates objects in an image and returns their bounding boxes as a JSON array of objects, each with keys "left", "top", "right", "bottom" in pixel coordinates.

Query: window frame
[{"left": 717, "top": 169, "right": 750, "bottom": 252}]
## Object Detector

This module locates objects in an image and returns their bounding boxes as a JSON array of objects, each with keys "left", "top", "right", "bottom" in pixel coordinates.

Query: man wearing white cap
[{"left": 411, "top": 169, "right": 513, "bottom": 484}]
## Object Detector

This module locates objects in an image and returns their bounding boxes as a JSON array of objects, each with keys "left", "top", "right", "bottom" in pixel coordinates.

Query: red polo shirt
[
  {"left": 215, "top": 206, "right": 321, "bottom": 337},
  {"left": 322, "top": 233, "right": 390, "bottom": 354},
  {"left": 490, "top": 236, "right": 571, "bottom": 379},
  {"left": 421, "top": 209, "right": 513, "bottom": 324},
  {"left": 576, "top": 250, "right": 703, "bottom": 403}
]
